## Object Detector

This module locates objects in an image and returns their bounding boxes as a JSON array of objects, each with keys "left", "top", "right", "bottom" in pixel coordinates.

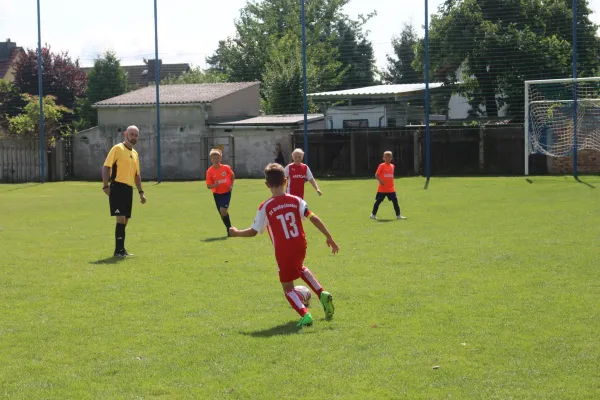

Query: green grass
[{"left": 1, "top": 176, "right": 599, "bottom": 399}]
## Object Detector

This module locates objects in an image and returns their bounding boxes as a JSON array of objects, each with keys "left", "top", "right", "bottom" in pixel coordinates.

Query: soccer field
[{"left": 1, "top": 177, "right": 599, "bottom": 399}]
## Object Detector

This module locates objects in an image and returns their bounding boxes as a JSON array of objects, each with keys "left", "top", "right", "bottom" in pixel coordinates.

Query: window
[{"left": 343, "top": 119, "right": 369, "bottom": 128}]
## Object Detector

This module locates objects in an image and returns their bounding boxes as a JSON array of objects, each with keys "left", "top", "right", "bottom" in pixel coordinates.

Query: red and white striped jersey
[
  {"left": 251, "top": 194, "right": 311, "bottom": 254},
  {"left": 284, "top": 163, "right": 314, "bottom": 199}
]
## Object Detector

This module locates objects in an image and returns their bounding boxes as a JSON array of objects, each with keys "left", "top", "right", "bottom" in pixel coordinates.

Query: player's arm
[
  {"left": 135, "top": 174, "right": 146, "bottom": 204},
  {"left": 228, "top": 227, "right": 258, "bottom": 237},
  {"left": 306, "top": 167, "right": 322, "bottom": 195},
  {"left": 229, "top": 168, "right": 235, "bottom": 191},
  {"left": 206, "top": 174, "right": 219, "bottom": 189},
  {"left": 375, "top": 168, "right": 385, "bottom": 185},
  {"left": 308, "top": 212, "right": 339, "bottom": 254},
  {"left": 101, "top": 147, "right": 118, "bottom": 195}
]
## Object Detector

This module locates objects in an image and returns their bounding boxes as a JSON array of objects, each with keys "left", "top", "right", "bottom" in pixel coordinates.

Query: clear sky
[{"left": 1, "top": 0, "right": 600, "bottom": 70}]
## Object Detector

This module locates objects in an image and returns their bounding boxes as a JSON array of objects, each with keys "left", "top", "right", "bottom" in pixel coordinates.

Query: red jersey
[
  {"left": 284, "top": 163, "right": 314, "bottom": 199},
  {"left": 251, "top": 194, "right": 311, "bottom": 257},
  {"left": 206, "top": 164, "right": 234, "bottom": 194},
  {"left": 376, "top": 163, "right": 395, "bottom": 193}
]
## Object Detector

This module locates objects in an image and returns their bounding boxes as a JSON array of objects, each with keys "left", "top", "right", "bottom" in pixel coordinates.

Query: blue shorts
[
  {"left": 375, "top": 192, "right": 397, "bottom": 202},
  {"left": 213, "top": 192, "right": 232, "bottom": 210}
]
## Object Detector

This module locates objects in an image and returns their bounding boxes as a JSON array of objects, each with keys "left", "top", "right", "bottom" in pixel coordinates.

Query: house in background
[
  {"left": 73, "top": 82, "right": 261, "bottom": 180},
  {"left": 210, "top": 114, "right": 325, "bottom": 177},
  {"left": 0, "top": 39, "right": 25, "bottom": 82},
  {"left": 82, "top": 58, "right": 190, "bottom": 89}
]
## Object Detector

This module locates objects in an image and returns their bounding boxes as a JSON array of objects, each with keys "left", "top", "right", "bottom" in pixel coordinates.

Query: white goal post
[{"left": 524, "top": 76, "right": 600, "bottom": 176}]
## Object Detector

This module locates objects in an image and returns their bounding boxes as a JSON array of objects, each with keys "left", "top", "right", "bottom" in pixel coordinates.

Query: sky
[
  {"left": 0, "top": 0, "right": 444, "bottom": 70},
  {"left": 1, "top": 0, "right": 600, "bottom": 71}
]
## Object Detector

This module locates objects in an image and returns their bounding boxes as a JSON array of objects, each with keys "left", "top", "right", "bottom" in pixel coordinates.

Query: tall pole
[
  {"left": 37, "top": 0, "right": 45, "bottom": 183},
  {"left": 301, "top": 0, "right": 309, "bottom": 165},
  {"left": 572, "top": 0, "right": 578, "bottom": 179},
  {"left": 425, "top": 0, "right": 431, "bottom": 181},
  {"left": 154, "top": 0, "right": 162, "bottom": 183}
]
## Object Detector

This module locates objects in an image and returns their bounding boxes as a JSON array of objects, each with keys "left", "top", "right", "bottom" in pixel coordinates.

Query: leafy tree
[
  {"left": 8, "top": 94, "right": 72, "bottom": 147},
  {"left": 78, "top": 50, "right": 129, "bottom": 128},
  {"left": 383, "top": 23, "right": 422, "bottom": 84},
  {"left": 206, "top": 0, "right": 375, "bottom": 113},
  {"left": 0, "top": 79, "right": 26, "bottom": 132},
  {"left": 413, "top": 0, "right": 600, "bottom": 121},
  {"left": 161, "top": 67, "right": 229, "bottom": 84},
  {"left": 14, "top": 46, "right": 87, "bottom": 115}
]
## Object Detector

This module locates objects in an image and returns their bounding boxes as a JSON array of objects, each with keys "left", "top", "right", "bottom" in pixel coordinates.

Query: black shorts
[
  {"left": 213, "top": 192, "right": 232, "bottom": 210},
  {"left": 375, "top": 192, "right": 397, "bottom": 202},
  {"left": 109, "top": 182, "right": 133, "bottom": 218}
]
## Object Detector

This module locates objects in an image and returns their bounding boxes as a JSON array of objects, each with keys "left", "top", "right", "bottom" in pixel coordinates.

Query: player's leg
[
  {"left": 388, "top": 192, "right": 406, "bottom": 220},
  {"left": 215, "top": 193, "right": 232, "bottom": 234},
  {"left": 278, "top": 257, "right": 312, "bottom": 327},
  {"left": 371, "top": 192, "right": 385, "bottom": 219},
  {"left": 299, "top": 265, "right": 335, "bottom": 320}
]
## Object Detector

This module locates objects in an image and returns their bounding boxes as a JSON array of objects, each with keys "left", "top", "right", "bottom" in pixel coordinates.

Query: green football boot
[
  {"left": 320, "top": 291, "right": 335, "bottom": 320},
  {"left": 297, "top": 312, "right": 313, "bottom": 328}
]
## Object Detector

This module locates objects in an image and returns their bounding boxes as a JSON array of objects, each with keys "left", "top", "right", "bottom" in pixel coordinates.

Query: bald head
[{"left": 123, "top": 125, "right": 139, "bottom": 146}]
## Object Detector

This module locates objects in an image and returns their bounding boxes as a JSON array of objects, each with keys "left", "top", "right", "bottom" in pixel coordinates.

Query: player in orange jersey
[
  {"left": 206, "top": 148, "right": 235, "bottom": 236},
  {"left": 229, "top": 163, "right": 338, "bottom": 328},
  {"left": 370, "top": 151, "right": 407, "bottom": 220}
]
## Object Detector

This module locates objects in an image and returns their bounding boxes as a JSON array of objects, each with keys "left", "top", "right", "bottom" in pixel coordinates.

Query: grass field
[{"left": 1, "top": 176, "right": 599, "bottom": 399}]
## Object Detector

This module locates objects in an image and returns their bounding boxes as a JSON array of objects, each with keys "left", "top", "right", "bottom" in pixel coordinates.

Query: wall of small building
[
  {"left": 213, "top": 127, "right": 294, "bottom": 178},
  {"left": 75, "top": 105, "right": 209, "bottom": 180},
  {"left": 209, "top": 84, "right": 261, "bottom": 123}
]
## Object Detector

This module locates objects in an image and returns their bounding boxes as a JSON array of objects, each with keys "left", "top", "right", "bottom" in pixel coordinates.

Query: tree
[
  {"left": 80, "top": 50, "right": 129, "bottom": 127},
  {"left": 8, "top": 94, "right": 72, "bottom": 147},
  {"left": 14, "top": 46, "right": 87, "bottom": 114},
  {"left": 412, "top": 0, "right": 600, "bottom": 121},
  {"left": 206, "top": 0, "right": 375, "bottom": 112},
  {"left": 161, "top": 67, "right": 229, "bottom": 84},
  {"left": 383, "top": 23, "right": 422, "bottom": 84},
  {"left": 0, "top": 80, "right": 27, "bottom": 132}
]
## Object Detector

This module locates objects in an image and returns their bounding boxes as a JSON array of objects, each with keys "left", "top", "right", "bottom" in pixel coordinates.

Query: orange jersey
[
  {"left": 206, "top": 164, "right": 234, "bottom": 194},
  {"left": 376, "top": 163, "right": 395, "bottom": 193}
]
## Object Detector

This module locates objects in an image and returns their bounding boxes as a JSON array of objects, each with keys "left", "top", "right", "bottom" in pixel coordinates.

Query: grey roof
[
  {"left": 93, "top": 82, "right": 260, "bottom": 107},
  {"left": 216, "top": 114, "right": 324, "bottom": 126},
  {"left": 308, "top": 83, "right": 446, "bottom": 100}
]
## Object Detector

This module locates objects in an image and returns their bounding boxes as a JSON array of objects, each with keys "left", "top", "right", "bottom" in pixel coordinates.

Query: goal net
[{"left": 525, "top": 77, "right": 600, "bottom": 174}]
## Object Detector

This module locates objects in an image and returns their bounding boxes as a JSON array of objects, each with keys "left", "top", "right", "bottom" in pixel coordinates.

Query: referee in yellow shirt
[{"left": 102, "top": 125, "right": 147, "bottom": 257}]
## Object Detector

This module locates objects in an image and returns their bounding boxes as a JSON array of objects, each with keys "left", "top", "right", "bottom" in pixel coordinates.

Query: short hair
[
  {"left": 292, "top": 148, "right": 305, "bottom": 156},
  {"left": 264, "top": 163, "right": 285, "bottom": 187},
  {"left": 209, "top": 148, "right": 222, "bottom": 157},
  {"left": 383, "top": 151, "right": 393, "bottom": 157}
]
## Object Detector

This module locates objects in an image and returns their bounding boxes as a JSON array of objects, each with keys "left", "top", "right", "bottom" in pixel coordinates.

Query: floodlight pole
[
  {"left": 572, "top": 0, "right": 578, "bottom": 179},
  {"left": 37, "top": 0, "right": 45, "bottom": 183},
  {"left": 424, "top": 0, "right": 431, "bottom": 181},
  {"left": 301, "top": 0, "right": 309, "bottom": 165},
  {"left": 154, "top": 0, "right": 162, "bottom": 183}
]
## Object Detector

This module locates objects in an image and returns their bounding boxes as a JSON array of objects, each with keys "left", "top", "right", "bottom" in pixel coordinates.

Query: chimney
[{"left": 147, "top": 59, "right": 163, "bottom": 77}]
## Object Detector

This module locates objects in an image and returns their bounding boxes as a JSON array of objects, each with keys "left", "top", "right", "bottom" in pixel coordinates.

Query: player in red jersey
[
  {"left": 370, "top": 150, "right": 407, "bottom": 220},
  {"left": 284, "top": 148, "right": 322, "bottom": 199},
  {"left": 229, "top": 163, "right": 339, "bottom": 328}
]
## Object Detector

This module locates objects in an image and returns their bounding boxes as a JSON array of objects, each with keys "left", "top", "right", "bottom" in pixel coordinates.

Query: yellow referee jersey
[{"left": 103, "top": 143, "right": 140, "bottom": 187}]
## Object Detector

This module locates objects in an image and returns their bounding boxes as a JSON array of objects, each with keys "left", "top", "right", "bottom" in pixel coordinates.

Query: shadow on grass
[
  {"left": 424, "top": 179, "right": 430, "bottom": 190},
  {"left": 203, "top": 236, "right": 228, "bottom": 242},
  {"left": 4, "top": 183, "right": 42, "bottom": 192},
  {"left": 375, "top": 219, "right": 394, "bottom": 223},
  {"left": 576, "top": 177, "right": 596, "bottom": 188},
  {"left": 240, "top": 321, "right": 304, "bottom": 337},
  {"left": 89, "top": 256, "right": 126, "bottom": 265}
]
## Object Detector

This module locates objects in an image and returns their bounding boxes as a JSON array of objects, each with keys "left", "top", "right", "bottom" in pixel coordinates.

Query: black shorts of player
[
  {"left": 213, "top": 192, "right": 232, "bottom": 210},
  {"left": 375, "top": 191, "right": 398, "bottom": 202},
  {"left": 109, "top": 181, "right": 133, "bottom": 218}
]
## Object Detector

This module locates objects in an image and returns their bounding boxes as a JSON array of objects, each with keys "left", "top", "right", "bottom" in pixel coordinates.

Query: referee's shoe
[{"left": 113, "top": 249, "right": 133, "bottom": 258}]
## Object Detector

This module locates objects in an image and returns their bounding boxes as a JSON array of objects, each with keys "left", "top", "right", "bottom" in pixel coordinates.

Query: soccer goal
[{"left": 525, "top": 76, "right": 600, "bottom": 176}]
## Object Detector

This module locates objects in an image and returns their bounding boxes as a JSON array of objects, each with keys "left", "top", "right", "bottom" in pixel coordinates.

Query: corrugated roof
[
  {"left": 216, "top": 114, "right": 324, "bottom": 126},
  {"left": 308, "top": 83, "right": 445, "bottom": 99},
  {"left": 93, "top": 82, "right": 260, "bottom": 107}
]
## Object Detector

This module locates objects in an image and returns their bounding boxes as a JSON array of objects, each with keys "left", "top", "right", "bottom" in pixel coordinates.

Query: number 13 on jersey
[{"left": 276, "top": 212, "right": 299, "bottom": 239}]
